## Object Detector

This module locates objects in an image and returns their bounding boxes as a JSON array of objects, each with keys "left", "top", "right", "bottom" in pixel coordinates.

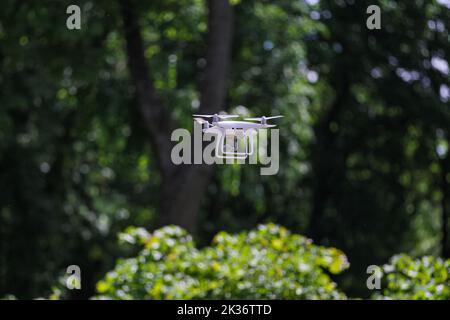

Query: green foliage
[
  {"left": 96, "top": 224, "right": 349, "bottom": 299},
  {"left": 375, "top": 254, "right": 450, "bottom": 300}
]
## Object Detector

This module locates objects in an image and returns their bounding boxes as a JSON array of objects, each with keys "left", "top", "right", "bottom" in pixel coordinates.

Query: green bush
[
  {"left": 96, "top": 224, "right": 349, "bottom": 299},
  {"left": 375, "top": 254, "right": 450, "bottom": 300}
]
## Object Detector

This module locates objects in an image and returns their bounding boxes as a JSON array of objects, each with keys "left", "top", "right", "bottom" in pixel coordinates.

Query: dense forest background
[{"left": 0, "top": 0, "right": 449, "bottom": 299}]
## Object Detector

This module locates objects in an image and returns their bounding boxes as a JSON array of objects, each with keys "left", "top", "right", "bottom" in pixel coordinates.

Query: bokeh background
[{"left": 1, "top": 0, "right": 449, "bottom": 299}]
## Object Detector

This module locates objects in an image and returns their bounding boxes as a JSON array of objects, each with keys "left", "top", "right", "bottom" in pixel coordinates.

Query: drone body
[
  {"left": 210, "top": 120, "right": 276, "bottom": 130},
  {"left": 193, "top": 113, "right": 282, "bottom": 159}
]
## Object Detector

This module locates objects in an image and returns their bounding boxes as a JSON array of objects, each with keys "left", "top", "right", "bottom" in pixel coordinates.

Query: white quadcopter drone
[{"left": 193, "top": 113, "right": 283, "bottom": 159}]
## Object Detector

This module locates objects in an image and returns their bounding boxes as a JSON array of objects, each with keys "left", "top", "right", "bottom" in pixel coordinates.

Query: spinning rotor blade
[
  {"left": 244, "top": 115, "right": 284, "bottom": 121},
  {"left": 217, "top": 115, "right": 239, "bottom": 119},
  {"left": 265, "top": 115, "right": 284, "bottom": 120},
  {"left": 193, "top": 114, "right": 239, "bottom": 119}
]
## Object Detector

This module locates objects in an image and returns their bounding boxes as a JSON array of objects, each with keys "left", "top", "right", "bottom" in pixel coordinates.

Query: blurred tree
[
  {"left": 305, "top": 0, "right": 450, "bottom": 295},
  {"left": 119, "top": 0, "right": 233, "bottom": 231},
  {"left": 0, "top": 0, "right": 146, "bottom": 298}
]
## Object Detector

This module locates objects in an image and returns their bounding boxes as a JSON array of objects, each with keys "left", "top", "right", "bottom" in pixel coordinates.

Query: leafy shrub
[
  {"left": 96, "top": 224, "right": 349, "bottom": 299},
  {"left": 375, "top": 254, "right": 450, "bottom": 300}
]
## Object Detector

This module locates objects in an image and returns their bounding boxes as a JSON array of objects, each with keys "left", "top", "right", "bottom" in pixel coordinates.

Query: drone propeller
[
  {"left": 193, "top": 114, "right": 239, "bottom": 119},
  {"left": 244, "top": 115, "right": 283, "bottom": 126},
  {"left": 244, "top": 115, "right": 284, "bottom": 121}
]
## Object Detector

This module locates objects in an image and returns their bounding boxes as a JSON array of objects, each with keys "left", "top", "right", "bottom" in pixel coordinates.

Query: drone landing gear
[{"left": 215, "top": 129, "right": 255, "bottom": 159}]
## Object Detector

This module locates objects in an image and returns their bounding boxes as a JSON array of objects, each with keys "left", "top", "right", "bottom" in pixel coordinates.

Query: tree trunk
[{"left": 121, "top": 0, "right": 233, "bottom": 232}]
